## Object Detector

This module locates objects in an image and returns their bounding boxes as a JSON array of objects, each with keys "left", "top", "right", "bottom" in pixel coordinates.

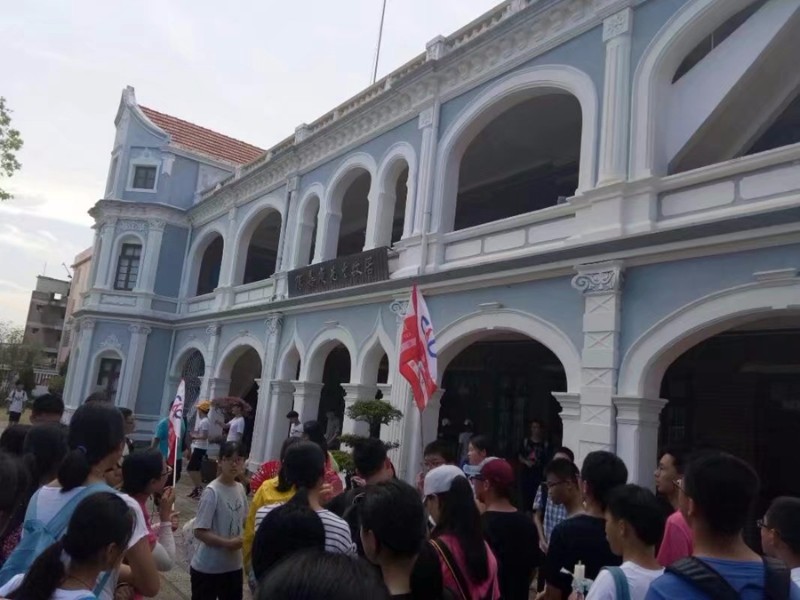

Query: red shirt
[{"left": 657, "top": 510, "right": 693, "bottom": 567}]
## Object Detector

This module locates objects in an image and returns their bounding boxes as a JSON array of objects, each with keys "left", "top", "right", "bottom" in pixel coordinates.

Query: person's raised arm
[{"left": 123, "top": 535, "right": 161, "bottom": 597}]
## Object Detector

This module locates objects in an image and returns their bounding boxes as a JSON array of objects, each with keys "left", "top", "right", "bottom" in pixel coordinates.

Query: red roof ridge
[{"left": 139, "top": 105, "right": 265, "bottom": 166}]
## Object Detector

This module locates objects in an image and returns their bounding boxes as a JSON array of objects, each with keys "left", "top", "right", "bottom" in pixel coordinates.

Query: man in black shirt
[
  {"left": 475, "top": 458, "right": 542, "bottom": 600},
  {"left": 543, "top": 451, "right": 628, "bottom": 599}
]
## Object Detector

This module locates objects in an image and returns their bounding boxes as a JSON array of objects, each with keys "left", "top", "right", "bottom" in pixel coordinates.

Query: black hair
[
  {"left": 423, "top": 440, "right": 456, "bottom": 464},
  {"left": 119, "top": 407, "right": 133, "bottom": 419},
  {"left": 220, "top": 440, "right": 244, "bottom": 460},
  {"left": 431, "top": 475, "right": 489, "bottom": 583},
  {"left": 280, "top": 436, "right": 301, "bottom": 460},
  {"left": 658, "top": 446, "right": 689, "bottom": 475},
  {"left": 352, "top": 438, "right": 388, "bottom": 479},
  {"left": 545, "top": 457, "right": 579, "bottom": 482},
  {"left": 683, "top": 452, "right": 758, "bottom": 536},
  {"left": 23, "top": 423, "right": 68, "bottom": 488},
  {"left": 11, "top": 492, "right": 134, "bottom": 600},
  {"left": 766, "top": 496, "right": 800, "bottom": 555},
  {"left": 31, "top": 394, "right": 64, "bottom": 418},
  {"left": 410, "top": 541, "right": 447, "bottom": 599},
  {"left": 83, "top": 390, "right": 110, "bottom": 404},
  {"left": 0, "top": 453, "right": 30, "bottom": 555},
  {"left": 468, "top": 434, "right": 492, "bottom": 455},
  {"left": 302, "top": 420, "right": 328, "bottom": 455},
  {"left": 277, "top": 441, "right": 325, "bottom": 496},
  {"left": 14, "top": 379, "right": 22, "bottom": 386},
  {"left": 554, "top": 446, "right": 575, "bottom": 462},
  {"left": 530, "top": 418, "right": 544, "bottom": 427},
  {"left": 581, "top": 451, "right": 628, "bottom": 511},
  {"left": 121, "top": 449, "right": 164, "bottom": 496},
  {"left": 360, "top": 479, "right": 426, "bottom": 558},
  {"left": 59, "top": 403, "right": 125, "bottom": 492},
  {"left": 256, "top": 550, "right": 390, "bottom": 600},
  {"left": 251, "top": 501, "right": 325, "bottom": 581},
  {"left": 286, "top": 410, "right": 299, "bottom": 419},
  {"left": 606, "top": 484, "right": 666, "bottom": 547},
  {"left": 0, "top": 424, "right": 31, "bottom": 456}
]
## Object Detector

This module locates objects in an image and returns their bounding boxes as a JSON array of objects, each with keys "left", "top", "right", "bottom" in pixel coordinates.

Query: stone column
[
  {"left": 263, "top": 381, "right": 297, "bottom": 461},
  {"left": 249, "top": 314, "right": 284, "bottom": 470},
  {"left": 202, "top": 325, "right": 221, "bottom": 400},
  {"left": 63, "top": 318, "right": 96, "bottom": 415},
  {"left": 571, "top": 261, "right": 624, "bottom": 464},
  {"left": 402, "top": 389, "right": 443, "bottom": 485},
  {"left": 413, "top": 107, "right": 437, "bottom": 236},
  {"left": 341, "top": 384, "right": 378, "bottom": 438},
  {"left": 291, "top": 382, "right": 324, "bottom": 422},
  {"left": 208, "top": 377, "right": 232, "bottom": 399},
  {"left": 614, "top": 396, "right": 667, "bottom": 487},
  {"left": 597, "top": 8, "right": 633, "bottom": 186},
  {"left": 376, "top": 383, "right": 393, "bottom": 437},
  {"left": 136, "top": 219, "right": 165, "bottom": 293},
  {"left": 388, "top": 298, "right": 412, "bottom": 477},
  {"left": 316, "top": 210, "right": 341, "bottom": 263},
  {"left": 215, "top": 206, "right": 239, "bottom": 308},
  {"left": 93, "top": 219, "right": 117, "bottom": 290},
  {"left": 552, "top": 392, "right": 581, "bottom": 455},
  {"left": 275, "top": 178, "right": 297, "bottom": 273},
  {"left": 120, "top": 325, "right": 151, "bottom": 411}
]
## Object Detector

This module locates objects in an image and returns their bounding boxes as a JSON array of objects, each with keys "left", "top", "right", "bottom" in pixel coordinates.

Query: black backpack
[{"left": 666, "top": 556, "right": 790, "bottom": 600}]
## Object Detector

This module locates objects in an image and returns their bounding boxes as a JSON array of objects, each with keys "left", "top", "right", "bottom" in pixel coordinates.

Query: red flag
[
  {"left": 167, "top": 380, "right": 185, "bottom": 468},
  {"left": 399, "top": 285, "right": 438, "bottom": 412}
]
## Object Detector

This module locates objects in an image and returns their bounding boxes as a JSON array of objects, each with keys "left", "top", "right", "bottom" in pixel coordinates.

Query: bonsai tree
[{"left": 337, "top": 397, "right": 403, "bottom": 472}]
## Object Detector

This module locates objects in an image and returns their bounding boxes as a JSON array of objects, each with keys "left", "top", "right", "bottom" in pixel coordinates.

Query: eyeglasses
[
  {"left": 161, "top": 465, "right": 173, "bottom": 478},
  {"left": 221, "top": 456, "right": 245, "bottom": 464}
]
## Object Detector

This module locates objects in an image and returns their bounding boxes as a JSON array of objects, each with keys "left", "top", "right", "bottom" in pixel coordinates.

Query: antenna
[
  {"left": 370, "top": 0, "right": 388, "bottom": 85},
  {"left": 62, "top": 263, "right": 73, "bottom": 279}
]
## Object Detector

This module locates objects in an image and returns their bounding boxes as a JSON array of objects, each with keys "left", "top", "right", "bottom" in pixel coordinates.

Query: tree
[
  {"left": 0, "top": 321, "right": 43, "bottom": 395},
  {"left": 337, "top": 397, "right": 404, "bottom": 473},
  {"left": 0, "top": 97, "right": 23, "bottom": 201}
]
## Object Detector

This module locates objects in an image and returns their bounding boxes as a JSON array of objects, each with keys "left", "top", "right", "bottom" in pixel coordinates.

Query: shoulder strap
[
  {"left": 604, "top": 567, "right": 631, "bottom": 600},
  {"left": 92, "top": 569, "right": 113, "bottom": 596},
  {"left": 430, "top": 539, "right": 469, "bottom": 600},
  {"left": 666, "top": 557, "right": 740, "bottom": 600},
  {"left": 47, "top": 483, "right": 116, "bottom": 536},
  {"left": 763, "top": 556, "right": 790, "bottom": 600}
]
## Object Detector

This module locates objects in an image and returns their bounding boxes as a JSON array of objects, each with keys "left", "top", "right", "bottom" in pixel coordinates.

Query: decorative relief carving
[
  {"left": 148, "top": 219, "right": 166, "bottom": 232},
  {"left": 117, "top": 219, "right": 149, "bottom": 233},
  {"left": 572, "top": 262, "right": 623, "bottom": 295},
  {"left": 81, "top": 318, "right": 96, "bottom": 331},
  {"left": 206, "top": 325, "right": 220, "bottom": 337},
  {"left": 100, "top": 294, "right": 137, "bottom": 307},
  {"left": 265, "top": 314, "right": 284, "bottom": 336},
  {"left": 128, "top": 324, "right": 152, "bottom": 336},
  {"left": 389, "top": 299, "right": 409, "bottom": 322},
  {"left": 602, "top": 8, "right": 632, "bottom": 42},
  {"left": 99, "top": 334, "right": 122, "bottom": 351},
  {"left": 418, "top": 108, "right": 434, "bottom": 129}
]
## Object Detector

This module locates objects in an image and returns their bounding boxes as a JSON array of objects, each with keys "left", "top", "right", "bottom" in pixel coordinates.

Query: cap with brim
[
  {"left": 196, "top": 401, "right": 211, "bottom": 412},
  {"left": 424, "top": 465, "right": 467, "bottom": 496},
  {"left": 478, "top": 458, "right": 515, "bottom": 490}
]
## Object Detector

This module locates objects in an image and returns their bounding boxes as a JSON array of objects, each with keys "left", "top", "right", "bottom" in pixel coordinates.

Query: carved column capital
[
  {"left": 206, "top": 324, "right": 221, "bottom": 338},
  {"left": 572, "top": 261, "right": 624, "bottom": 295},
  {"left": 603, "top": 8, "right": 632, "bottom": 42},
  {"left": 265, "top": 314, "right": 284, "bottom": 337}
]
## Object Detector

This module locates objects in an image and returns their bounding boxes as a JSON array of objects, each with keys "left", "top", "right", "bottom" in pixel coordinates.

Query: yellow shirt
[{"left": 243, "top": 476, "right": 295, "bottom": 573}]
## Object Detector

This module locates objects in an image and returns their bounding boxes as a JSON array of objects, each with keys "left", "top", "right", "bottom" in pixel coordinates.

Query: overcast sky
[{"left": 0, "top": 0, "right": 499, "bottom": 326}]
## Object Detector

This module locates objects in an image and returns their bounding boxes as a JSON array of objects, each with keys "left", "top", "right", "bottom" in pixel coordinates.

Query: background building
[
  {"left": 23, "top": 275, "right": 70, "bottom": 369},
  {"left": 58, "top": 246, "right": 93, "bottom": 367}
]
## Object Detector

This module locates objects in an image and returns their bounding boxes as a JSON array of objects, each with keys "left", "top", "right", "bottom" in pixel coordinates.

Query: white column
[
  {"left": 275, "top": 178, "right": 296, "bottom": 273},
  {"left": 597, "top": 8, "right": 633, "bottom": 186},
  {"left": 614, "top": 396, "right": 667, "bottom": 488},
  {"left": 249, "top": 314, "right": 284, "bottom": 471},
  {"left": 202, "top": 325, "right": 221, "bottom": 400},
  {"left": 571, "top": 261, "right": 624, "bottom": 464},
  {"left": 341, "top": 384, "right": 377, "bottom": 438},
  {"left": 364, "top": 190, "right": 387, "bottom": 250},
  {"left": 63, "top": 318, "right": 96, "bottom": 415},
  {"left": 216, "top": 207, "right": 239, "bottom": 308},
  {"left": 403, "top": 390, "right": 443, "bottom": 484},
  {"left": 376, "top": 383, "right": 393, "bottom": 437},
  {"left": 263, "top": 381, "right": 297, "bottom": 461},
  {"left": 136, "top": 219, "right": 165, "bottom": 293},
  {"left": 120, "top": 325, "right": 151, "bottom": 411},
  {"left": 291, "top": 381, "right": 324, "bottom": 422},
  {"left": 552, "top": 392, "right": 581, "bottom": 455},
  {"left": 316, "top": 210, "right": 341, "bottom": 262},
  {"left": 413, "top": 108, "right": 437, "bottom": 236},
  {"left": 93, "top": 219, "right": 117, "bottom": 290}
]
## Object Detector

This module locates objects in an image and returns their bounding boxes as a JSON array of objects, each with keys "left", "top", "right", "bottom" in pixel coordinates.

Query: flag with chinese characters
[
  {"left": 399, "top": 285, "right": 438, "bottom": 412},
  {"left": 167, "top": 380, "right": 185, "bottom": 467}
]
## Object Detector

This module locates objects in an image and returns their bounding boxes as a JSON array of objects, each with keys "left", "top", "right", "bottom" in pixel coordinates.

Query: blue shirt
[
  {"left": 645, "top": 558, "right": 766, "bottom": 599},
  {"left": 154, "top": 418, "right": 186, "bottom": 461}
]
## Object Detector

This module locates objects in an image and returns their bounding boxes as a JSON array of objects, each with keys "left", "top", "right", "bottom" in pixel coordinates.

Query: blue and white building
[{"left": 65, "top": 0, "right": 800, "bottom": 508}]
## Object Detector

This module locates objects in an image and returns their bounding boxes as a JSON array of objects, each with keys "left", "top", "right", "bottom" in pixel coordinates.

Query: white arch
[
  {"left": 618, "top": 278, "right": 800, "bottom": 398},
  {"left": 435, "top": 308, "right": 582, "bottom": 393},
  {"left": 85, "top": 346, "right": 125, "bottom": 402},
  {"left": 214, "top": 335, "right": 266, "bottom": 379},
  {"left": 629, "top": 0, "right": 758, "bottom": 179},
  {"left": 231, "top": 195, "right": 284, "bottom": 285},
  {"left": 355, "top": 321, "right": 396, "bottom": 386},
  {"left": 182, "top": 226, "right": 226, "bottom": 298},
  {"left": 369, "top": 142, "right": 418, "bottom": 246},
  {"left": 432, "top": 64, "right": 599, "bottom": 233},
  {"left": 300, "top": 326, "right": 358, "bottom": 383},
  {"left": 291, "top": 183, "right": 325, "bottom": 268},
  {"left": 170, "top": 340, "right": 209, "bottom": 379},
  {"left": 322, "top": 153, "right": 378, "bottom": 215}
]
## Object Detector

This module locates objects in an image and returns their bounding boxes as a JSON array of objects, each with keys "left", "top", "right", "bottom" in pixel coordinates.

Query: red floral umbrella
[{"left": 210, "top": 396, "right": 252, "bottom": 414}]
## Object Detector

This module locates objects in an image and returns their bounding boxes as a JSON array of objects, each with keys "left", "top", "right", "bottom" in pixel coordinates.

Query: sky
[{"left": 0, "top": 0, "right": 500, "bottom": 326}]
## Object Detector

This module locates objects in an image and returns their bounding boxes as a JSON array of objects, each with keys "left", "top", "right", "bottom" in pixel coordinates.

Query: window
[
  {"left": 97, "top": 358, "right": 122, "bottom": 402},
  {"left": 114, "top": 243, "right": 142, "bottom": 291},
  {"left": 132, "top": 165, "right": 157, "bottom": 190}
]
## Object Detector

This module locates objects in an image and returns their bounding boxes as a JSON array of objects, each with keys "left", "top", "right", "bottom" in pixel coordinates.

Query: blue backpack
[
  {"left": 0, "top": 482, "right": 116, "bottom": 594},
  {"left": 602, "top": 567, "right": 631, "bottom": 600}
]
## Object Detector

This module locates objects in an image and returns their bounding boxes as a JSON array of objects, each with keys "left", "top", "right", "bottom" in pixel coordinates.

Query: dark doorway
[{"left": 317, "top": 345, "right": 351, "bottom": 448}]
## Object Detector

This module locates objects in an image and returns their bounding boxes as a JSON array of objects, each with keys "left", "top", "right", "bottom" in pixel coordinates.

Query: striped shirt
[{"left": 255, "top": 504, "right": 356, "bottom": 555}]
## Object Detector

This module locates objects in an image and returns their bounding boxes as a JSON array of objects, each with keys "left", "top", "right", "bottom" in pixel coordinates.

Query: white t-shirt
[
  {"left": 0, "top": 575, "right": 95, "bottom": 599},
  {"left": 193, "top": 416, "right": 210, "bottom": 450},
  {"left": 227, "top": 416, "right": 245, "bottom": 442},
  {"left": 289, "top": 422, "right": 304, "bottom": 438},
  {"left": 585, "top": 561, "right": 664, "bottom": 600},
  {"left": 8, "top": 389, "right": 26, "bottom": 413},
  {"left": 792, "top": 566, "right": 800, "bottom": 593},
  {"left": 19, "top": 485, "right": 149, "bottom": 600}
]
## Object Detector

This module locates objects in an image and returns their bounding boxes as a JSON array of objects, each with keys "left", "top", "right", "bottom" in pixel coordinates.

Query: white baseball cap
[{"left": 424, "top": 465, "right": 467, "bottom": 496}]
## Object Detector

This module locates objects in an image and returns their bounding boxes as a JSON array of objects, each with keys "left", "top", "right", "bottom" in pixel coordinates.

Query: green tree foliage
[
  {"left": 48, "top": 375, "right": 66, "bottom": 396},
  {"left": 0, "top": 97, "right": 23, "bottom": 201},
  {"left": 0, "top": 321, "right": 44, "bottom": 394},
  {"left": 345, "top": 398, "right": 403, "bottom": 439}
]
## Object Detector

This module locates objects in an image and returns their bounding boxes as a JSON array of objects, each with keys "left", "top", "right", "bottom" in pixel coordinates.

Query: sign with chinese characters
[{"left": 288, "top": 247, "right": 390, "bottom": 297}]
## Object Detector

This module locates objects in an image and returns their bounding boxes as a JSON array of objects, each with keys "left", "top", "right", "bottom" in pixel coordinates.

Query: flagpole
[
  {"left": 371, "top": 0, "right": 388, "bottom": 85},
  {"left": 172, "top": 415, "right": 180, "bottom": 490}
]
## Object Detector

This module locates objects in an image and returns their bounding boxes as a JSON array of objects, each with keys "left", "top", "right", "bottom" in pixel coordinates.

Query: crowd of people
[{"left": 2, "top": 387, "right": 800, "bottom": 600}]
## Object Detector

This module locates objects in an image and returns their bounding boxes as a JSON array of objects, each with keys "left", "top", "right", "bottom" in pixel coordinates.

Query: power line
[{"left": 371, "top": 0, "right": 388, "bottom": 85}]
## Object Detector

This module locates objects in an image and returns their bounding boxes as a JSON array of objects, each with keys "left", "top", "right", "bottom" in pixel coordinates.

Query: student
[
  {"left": 0, "top": 492, "right": 134, "bottom": 600},
  {"left": 256, "top": 550, "right": 390, "bottom": 600},
  {"left": 518, "top": 419, "right": 551, "bottom": 515},
  {"left": 224, "top": 403, "right": 246, "bottom": 444},
  {"left": 424, "top": 464, "right": 501, "bottom": 599},
  {"left": 457, "top": 420, "right": 474, "bottom": 465},
  {"left": 544, "top": 451, "right": 627, "bottom": 600},
  {"left": 0, "top": 453, "right": 28, "bottom": 569},
  {"left": 302, "top": 420, "right": 344, "bottom": 498},
  {"left": 416, "top": 439, "right": 457, "bottom": 494},
  {"left": 187, "top": 400, "right": 211, "bottom": 499},
  {"left": 0, "top": 403, "right": 159, "bottom": 598},
  {"left": 5, "top": 381, "right": 27, "bottom": 425},
  {"left": 119, "top": 408, "right": 136, "bottom": 455},
  {"left": 646, "top": 452, "right": 790, "bottom": 599},
  {"left": 360, "top": 479, "right": 428, "bottom": 598},
  {"left": 191, "top": 441, "right": 248, "bottom": 600},
  {"left": 466, "top": 434, "right": 492, "bottom": 469},
  {"left": 534, "top": 447, "right": 574, "bottom": 553},
  {"left": 584, "top": 484, "right": 665, "bottom": 600},
  {"left": 761, "top": 496, "right": 800, "bottom": 595},
  {"left": 475, "top": 458, "right": 542, "bottom": 600},
  {"left": 654, "top": 447, "right": 692, "bottom": 566},
  {"left": 287, "top": 410, "right": 303, "bottom": 438},
  {"left": 30, "top": 393, "right": 64, "bottom": 425},
  {"left": 151, "top": 409, "right": 188, "bottom": 484},
  {"left": 0, "top": 424, "right": 30, "bottom": 456},
  {"left": 121, "top": 449, "right": 178, "bottom": 573}
]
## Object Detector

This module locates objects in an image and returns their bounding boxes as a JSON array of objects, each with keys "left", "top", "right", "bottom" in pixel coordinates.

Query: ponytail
[
  {"left": 58, "top": 448, "right": 92, "bottom": 492},
  {"left": 59, "top": 404, "right": 125, "bottom": 491},
  {"left": 9, "top": 540, "right": 66, "bottom": 600},
  {"left": 276, "top": 463, "right": 292, "bottom": 493},
  {"left": 288, "top": 486, "right": 311, "bottom": 507}
]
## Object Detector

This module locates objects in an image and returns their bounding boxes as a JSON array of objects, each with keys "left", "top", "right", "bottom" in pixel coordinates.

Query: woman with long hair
[
  {"left": 0, "top": 403, "right": 160, "bottom": 599},
  {"left": 1, "top": 492, "right": 134, "bottom": 600},
  {"left": 0, "top": 453, "right": 28, "bottom": 569},
  {"left": 424, "top": 465, "right": 500, "bottom": 600},
  {"left": 302, "top": 421, "right": 344, "bottom": 497}
]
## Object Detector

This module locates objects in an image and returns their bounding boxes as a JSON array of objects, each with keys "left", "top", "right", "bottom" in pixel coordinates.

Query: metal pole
[{"left": 371, "top": 0, "right": 388, "bottom": 85}]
